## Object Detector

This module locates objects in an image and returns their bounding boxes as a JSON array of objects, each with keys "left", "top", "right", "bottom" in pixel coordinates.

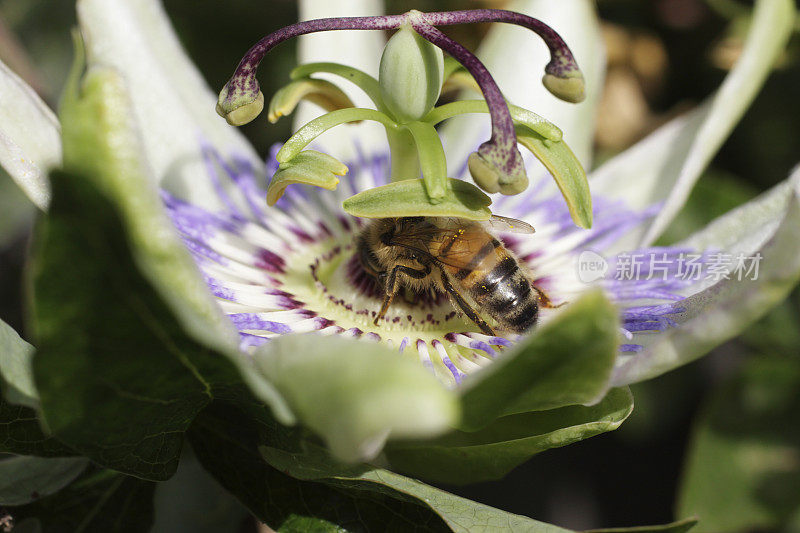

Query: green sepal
[
  {"left": 343, "top": 178, "right": 492, "bottom": 220},
  {"left": 385, "top": 387, "right": 633, "bottom": 484},
  {"left": 458, "top": 289, "right": 619, "bottom": 431},
  {"left": 251, "top": 334, "right": 459, "bottom": 463},
  {"left": 267, "top": 150, "right": 348, "bottom": 206},
  {"left": 516, "top": 124, "right": 592, "bottom": 229},
  {"left": 267, "top": 78, "right": 355, "bottom": 123},
  {"left": 291, "top": 62, "right": 385, "bottom": 111}
]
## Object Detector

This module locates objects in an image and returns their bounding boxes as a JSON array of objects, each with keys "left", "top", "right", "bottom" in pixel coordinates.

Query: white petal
[
  {"left": 0, "top": 58, "right": 60, "bottom": 209},
  {"left": 611, "top": 166, "right": 800, "bottom": 386},
  {"left": 76, "top": 0, "right": 263, "bottom": 211},
  {"left": 441, "top": 0, "right": 604, "bottom": 174},
  {"left": 592, "top": 0, "right": 795, "bottom": 247},
  {"left": 294, "top": 0, "right": 387, "bottom": 160}
]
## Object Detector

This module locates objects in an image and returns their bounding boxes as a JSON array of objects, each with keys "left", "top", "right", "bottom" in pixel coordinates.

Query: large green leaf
[
  {"left": 9, "top": 467, "right": 156, "bottom": 533},
  {"left": 30, "top": 171, "right": 242, "bottom": 480},
  {"left": 386, "top": 388, "right": 633, "bottom": 484},
  {"left": 459, "top": 290, "right": 619, "bottom": 431},
  {"left": 190, "top": 400, "right": 573, "bottom": 533},
  {"left": 251, "top": 334, "right": 459, "bottom": 463},
  {"left": 188, "top": 400, "right": 453, "bottom": 532},
  {"left": 0, "top": 389, "right": 73, "bottom": 457},
  {"left": 0, "top": 456, "right": 87, "bottom": 506},
  {"left": 677, "top": 355, "right": 800, "bottom": 532}
]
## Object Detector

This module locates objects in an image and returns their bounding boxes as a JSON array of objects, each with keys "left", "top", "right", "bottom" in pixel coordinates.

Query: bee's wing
[
  {"left": 480, "top": 215, "right": 535, "bottom": 234},
  {"left": 387, "top": 224, "right": 492, "bottom": 270}
]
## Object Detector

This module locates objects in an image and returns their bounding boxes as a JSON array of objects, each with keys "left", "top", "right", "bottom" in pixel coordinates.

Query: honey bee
[{"left": 357, "top": 215, "right": 559, "bottom": 336}]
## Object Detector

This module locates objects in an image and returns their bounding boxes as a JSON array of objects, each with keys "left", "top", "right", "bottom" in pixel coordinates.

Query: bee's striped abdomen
[{"left": 452, "top": 238, "right": 539, "bottom": 333}]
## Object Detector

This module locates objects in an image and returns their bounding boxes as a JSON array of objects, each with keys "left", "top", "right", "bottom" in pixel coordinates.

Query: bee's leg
[
  {"left": 440, "top": 272, "right": 496, "bottom": 336},
  {"left": 374, "top": 264, "right": 430, "bottom": 325},
  {"left": 532, "top": 284, "right": 565, "bottom": 309}
]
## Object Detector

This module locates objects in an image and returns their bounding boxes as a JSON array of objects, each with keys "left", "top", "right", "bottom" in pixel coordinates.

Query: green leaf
[
  {"left": 0, "top": 318, "right": 37, "bottom": 408},
  {"left": 9, "top": 467, "right": 156, "bottom": 532},
  {"left": 251, "top": 334, "right": 459, "bottom": 463},
  {"left": 0, "top": 391, "right": 74, "bottom": 457},
  {"left": 385, "top": 388, "right": 633, "bottom": 484},
  {"left": 515, "top": 125, "right": 591, "bottom": 229},
  {"left": 188, "top": 400, "right": 453, "bottom": 532},
  {"left": 677, "top": 355, "right": 800, "bottom": 532},
  {"left": 459, "top": 290, "right": 619, "bottom": 431},
  {"left": 189, "top": 400, "right": 572, "bottom": 533},
  {"left": 343, "top": 178, "right": 492, "bottom": 220},
  {"left": 0, "top": 456, "right": 87, "bottom": 506},
  {"left": 583, "top": 517, "right": 698, "bottom": 533},
  {"left": 30, "top": 171, "right": 242, "bottom": 480},
  {"left": 267, "top": 78, "right": 356, "bottom": 123},
  {"left": 267, "top": 150, "right": 348, "bottom": 206}
]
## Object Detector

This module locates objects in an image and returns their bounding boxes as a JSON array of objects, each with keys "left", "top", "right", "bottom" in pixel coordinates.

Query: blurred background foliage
[{"left": 1, "top": 0, "right": 798, "bottom": 530}]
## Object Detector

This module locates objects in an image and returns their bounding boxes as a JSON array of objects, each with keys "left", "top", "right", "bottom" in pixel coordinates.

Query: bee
[{"left": 356, "top": 215, "right": 559, "bottom": 336}]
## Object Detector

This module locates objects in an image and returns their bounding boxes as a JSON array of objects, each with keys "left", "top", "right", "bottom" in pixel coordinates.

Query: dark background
[{"left": 1, "top": 0, "right": 798, "bottom": 529}]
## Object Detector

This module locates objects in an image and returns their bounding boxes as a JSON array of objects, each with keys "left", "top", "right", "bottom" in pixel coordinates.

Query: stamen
[{"left": 217, "top": 14, "right": 407, "bottom": 125}]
